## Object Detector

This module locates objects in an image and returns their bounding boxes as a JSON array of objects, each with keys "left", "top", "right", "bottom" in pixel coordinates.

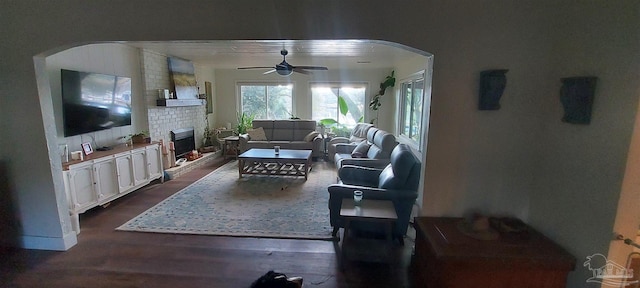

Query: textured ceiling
[{"left": 125, "top": 40, "right": 425, "bottom": 70}]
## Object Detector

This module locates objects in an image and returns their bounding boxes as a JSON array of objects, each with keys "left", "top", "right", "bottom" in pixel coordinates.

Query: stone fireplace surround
[{"left": 141, "top": 49, "right": 208, "bottom": 153}]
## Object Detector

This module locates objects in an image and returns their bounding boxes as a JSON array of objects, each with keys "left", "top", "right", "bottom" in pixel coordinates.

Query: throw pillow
[
  {"left": 351, "top": 141, "right": 371, "bottom": 158},
  {"left": 304, "top": 131, "right": 320, "bottom": 142},
  {"left": 247, "top": 127, "right": 268, "bottom": 141}
]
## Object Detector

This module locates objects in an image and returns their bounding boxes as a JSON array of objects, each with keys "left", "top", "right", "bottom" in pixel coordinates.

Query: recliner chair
[
  {"left": 327, "top": 144, "right": 421, "bottom": 242},
  {"left": 333, "top": 127, "right": 397, "bottom": 170},
  {"left": 327, "top": 123, "right": 373, "bottom": 162}
]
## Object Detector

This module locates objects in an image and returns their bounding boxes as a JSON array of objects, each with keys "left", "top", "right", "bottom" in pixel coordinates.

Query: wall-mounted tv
[{"left": 61, "top": 69, "right": 132, "bottom": 137}]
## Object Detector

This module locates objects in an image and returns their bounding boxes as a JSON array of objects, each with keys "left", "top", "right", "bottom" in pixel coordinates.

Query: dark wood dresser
[{"left": 412, "top": 217, "right": 576, "bottom": 288}]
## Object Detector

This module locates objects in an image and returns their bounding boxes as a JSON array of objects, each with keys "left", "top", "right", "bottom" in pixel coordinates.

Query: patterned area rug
[{"left": 117, "top": 160, "right": 336, "bottom": 240}]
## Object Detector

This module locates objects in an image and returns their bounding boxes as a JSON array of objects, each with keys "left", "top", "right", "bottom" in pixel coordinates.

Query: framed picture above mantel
[{"left": 168, "top": 57, "right": 198, "bottom": 100}]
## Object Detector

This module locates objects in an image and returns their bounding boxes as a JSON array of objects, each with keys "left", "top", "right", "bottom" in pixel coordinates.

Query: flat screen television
[{"left": 61, "top": 69, "right": 132, "bottom": 137}]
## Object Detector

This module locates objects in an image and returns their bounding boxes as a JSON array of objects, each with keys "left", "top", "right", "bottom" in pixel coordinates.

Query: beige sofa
[{"left": 238, "top": 120, "right": 324, "bottom": 159}]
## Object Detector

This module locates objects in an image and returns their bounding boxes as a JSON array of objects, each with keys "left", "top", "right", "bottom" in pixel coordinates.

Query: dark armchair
[
  {"left": 327, "top": 144, "right": 421, "bottom": 242},
  {"left": 327, "top": 123, "right": 373, "bottom": 162}
]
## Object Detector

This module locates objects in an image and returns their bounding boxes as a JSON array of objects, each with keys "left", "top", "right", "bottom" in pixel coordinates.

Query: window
[
  {"left": 311, "top": 83, "right": 366, "bottom": 128},
  {"left": 239, "top": 83, "right": 293, "bottom": 119},
  {"left": 399, "top": 74, "right": 424, "bottom": 146}
]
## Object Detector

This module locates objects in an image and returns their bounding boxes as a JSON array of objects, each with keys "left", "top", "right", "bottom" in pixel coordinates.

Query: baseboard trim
[{"left": 20, "top": 232, "right": 77, "bottom": 251}]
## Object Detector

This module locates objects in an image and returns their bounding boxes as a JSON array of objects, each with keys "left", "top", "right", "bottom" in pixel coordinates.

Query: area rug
[{"left": 116, "top": 160, "right": 335, "bottom": 240}]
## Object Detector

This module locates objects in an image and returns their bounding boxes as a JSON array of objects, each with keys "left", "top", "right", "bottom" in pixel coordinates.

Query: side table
[
  {"left": 322, "top": 133, "right": 333, "bottom": 160},
  {"left": 412, "top": 217, "right": 576, "bottom": 288},
  {"left": 222, "top": 136, "right": 240, "bottom": 160},
  {"left": 340, "top": 199, "right": 398, "bottom": 269}
]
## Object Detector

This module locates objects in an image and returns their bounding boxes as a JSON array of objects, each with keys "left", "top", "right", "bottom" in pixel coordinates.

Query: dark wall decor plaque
[
  {"left": 560, "top": 77, "right": 597, "bottom": 124},
  {"left": 479, "top": 69, "right": 508, "bottom": 110}
]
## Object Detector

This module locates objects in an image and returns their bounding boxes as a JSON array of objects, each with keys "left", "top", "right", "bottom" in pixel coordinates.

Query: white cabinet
[
  {"left": 146, "top": 144, "right": 164, "bottom": 181},
  {"left": 64, "top": 161, "right": 98, "bottom": 213},
  {"left": 94, "top": 158, "right": 118, "bottom": 202},
  {"left": 64, "top": 143, "right": 164, "bottom": 234},
  {"left": 115, "top": 153, "right": 135, "bottom": 193},
  {"left": 131, "top": 148, "right": 149, "bottom": 186}
]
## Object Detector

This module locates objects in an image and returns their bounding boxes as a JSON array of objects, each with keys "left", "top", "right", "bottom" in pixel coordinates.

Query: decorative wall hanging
[
  {"left": 560, "top": 76, "right": 597, "bottom": 124},
  {"left": 479, "top": 69, "right": 508, "bottom": 110},
  {"left": 205, "top": 81, "right": 213, "bottom": 114},
  {"left": 168, "top": 57, "right": 198, "bottom": 99}
]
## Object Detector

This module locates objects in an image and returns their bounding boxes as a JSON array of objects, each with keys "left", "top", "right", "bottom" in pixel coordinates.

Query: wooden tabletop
[
  {"left": 415, "top": 217, "right": 576, "bottom": 269},
  {"left": 62, "top": 142, "right": 159, "bottom": 170},
  {"left": 340, "top": 199, "right": 397, "bottom": 220}
]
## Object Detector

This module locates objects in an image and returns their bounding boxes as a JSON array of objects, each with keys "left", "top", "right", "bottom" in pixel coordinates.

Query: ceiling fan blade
[
  {"left": 237, "top": 66, "right": 274, "bottom": 70},
  {"left": 291, "top": 68, "right": 311, "bottom": 75},
  {"left": 263, "top": 69, "right": 276, "bottom": 75},
  {"left": 293, "top": 66, "right": 328, "bottom": 71}
]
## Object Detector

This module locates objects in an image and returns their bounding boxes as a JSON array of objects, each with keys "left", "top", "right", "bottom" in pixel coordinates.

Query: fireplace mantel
[{"left": 157, "top": 99, "right": 205, "bottom": 107}]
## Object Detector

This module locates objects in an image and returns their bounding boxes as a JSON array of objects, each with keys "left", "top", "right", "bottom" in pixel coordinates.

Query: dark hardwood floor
[{"left": 0, "top": 157, "right": 417, "bottom": 288}]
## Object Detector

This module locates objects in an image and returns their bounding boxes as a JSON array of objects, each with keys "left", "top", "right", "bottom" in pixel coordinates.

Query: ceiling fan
[{"left": 237, "top": 49, "right": 328, "bottom": 76}]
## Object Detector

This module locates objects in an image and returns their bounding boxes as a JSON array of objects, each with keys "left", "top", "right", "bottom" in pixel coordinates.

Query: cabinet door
[
  {"left": 94, "top": 158, "right": 118, "bottom": 202},
  {"left": 66, "top": 163, "right": 98, "bottom": 213},
  {"left": 115, "top": 154, "right": 135, "bottom": 193},
  {"left": 131, "top": 149, "right": 149, "bottom": 186},
  {"left": 146, "top": 144, "right": 163, "bottom": 181}
]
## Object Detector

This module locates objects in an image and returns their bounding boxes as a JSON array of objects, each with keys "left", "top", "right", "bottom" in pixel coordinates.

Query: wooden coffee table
[{"left": 237, "top": 148, "right": 312, "bottom": 180}]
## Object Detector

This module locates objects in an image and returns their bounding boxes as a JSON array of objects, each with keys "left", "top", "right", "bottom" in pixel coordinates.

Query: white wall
[
  {"left": 1, "top": 2, "right": 639, "bottom": 287},
  {"left": 194, "top": 64, "right": 217, "bottom": 130},
  {"left": 531, "top": 1, "right": 640, "bottom": 279},
  {"left": 212, "top": 68, "right": 394, "bottom": 131}
]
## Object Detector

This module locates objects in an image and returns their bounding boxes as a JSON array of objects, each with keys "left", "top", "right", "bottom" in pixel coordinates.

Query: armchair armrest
[
  {"left": 334, "top": 143, "right": 358, "bottom": 154},
  {"left": 339, "top": 158, "right": 390, "bottom": 169},
  {"left": 328, "top": 184, "right": 418, "bottom": 201},
  {"left": 311, "top": 136, "right": 324, "bottom": 157},
  {"left": 238, "top": 134, "right": 249, "bottom": 152},
  {"left": 338, "top": 165, "right": 382, "bottom": 187},
  {"left": 328, "top": 137, "right": 350, "bottom": 145}
]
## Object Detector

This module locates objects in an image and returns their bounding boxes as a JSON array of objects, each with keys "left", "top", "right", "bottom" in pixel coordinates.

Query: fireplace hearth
[{"left": 171, "top": 128, "right": 195, "bottom": 159}]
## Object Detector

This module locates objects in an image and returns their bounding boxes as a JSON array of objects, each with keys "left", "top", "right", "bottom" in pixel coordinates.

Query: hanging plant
[{"left": 369, "top": 70, "right": 396, "bottom": 111}]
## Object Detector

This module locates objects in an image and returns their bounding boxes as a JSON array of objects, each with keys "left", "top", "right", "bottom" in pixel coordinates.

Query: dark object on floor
[{"left": 250, "top": 271, "right": 303, "bottom": 288}]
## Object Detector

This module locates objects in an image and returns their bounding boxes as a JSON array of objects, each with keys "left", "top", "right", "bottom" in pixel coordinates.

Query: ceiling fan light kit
[{"left": 238, "top": 49, "right": 328, "bottom": 76}]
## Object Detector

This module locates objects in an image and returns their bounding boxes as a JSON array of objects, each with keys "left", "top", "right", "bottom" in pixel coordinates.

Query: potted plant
[
  {"left": 129, "top": 130, "right": 150, "bottom": 144},
  {"left": 319, "top": 96, "right": 359, "bottom": 137},
  {"left": 236, "top": 112, "right": 255, "bottom": 135}
]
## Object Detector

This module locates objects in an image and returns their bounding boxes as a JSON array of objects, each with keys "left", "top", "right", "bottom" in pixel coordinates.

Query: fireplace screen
[{"left": 171, "top": 128, "right": 195, "bottom": 158}]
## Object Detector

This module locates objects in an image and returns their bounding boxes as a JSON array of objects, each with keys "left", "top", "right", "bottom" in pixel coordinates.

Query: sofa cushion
[
  {"left": 272, "top": 121, "right": 296, "bottom": 140},
  {"left": 247, "top": 127, "right": 268, "bottom": 140},
  {"left": 304, "top": 131, "right": 320, "bottom": 142},
  {"left": 351, "top": 141, "right": 371, "bottom": 158},
  {"left": 293, "top": 121, "right": 316, "bottom": 141},
  {"left": 366, "top": 130, "right": 396, "bottom": 159}
]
